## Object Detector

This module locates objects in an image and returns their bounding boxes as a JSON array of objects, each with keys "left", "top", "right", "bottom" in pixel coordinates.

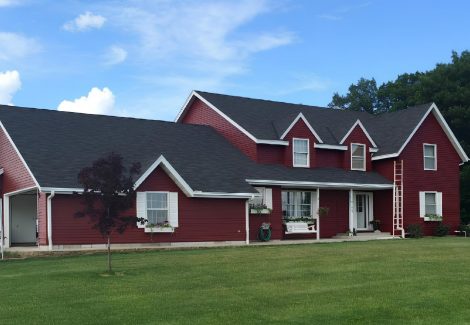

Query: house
[{"left": 0, "top": 91, "right": 467, "bottom": 250}]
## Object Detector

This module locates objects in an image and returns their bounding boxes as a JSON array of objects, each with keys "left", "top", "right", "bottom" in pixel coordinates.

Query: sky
[{"left": 0, "top": 0, "right": 469, "bottom": 121}]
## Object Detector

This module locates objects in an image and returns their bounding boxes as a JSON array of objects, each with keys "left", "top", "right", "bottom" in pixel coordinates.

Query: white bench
[
  {"left": 285, "top": 222, "right": 316, "bottom": 234},
  {"left": 454, "top": 230, "right": 467, "bottom": 237}
]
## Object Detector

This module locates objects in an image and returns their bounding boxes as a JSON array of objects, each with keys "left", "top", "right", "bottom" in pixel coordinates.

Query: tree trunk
[{"left": 107, "top": 235, "right": 112, "bottom": 273}]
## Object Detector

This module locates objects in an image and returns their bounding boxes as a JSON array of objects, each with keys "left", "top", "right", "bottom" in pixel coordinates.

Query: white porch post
[
  {"left": 245, "top": 200, "right": 250, "bottom": 245},
  {"left": 316, "top": 188, "right": 320, "bottom": 240},
  {"left": 349, "top": 189, "right": 354, "bottom": 233}
]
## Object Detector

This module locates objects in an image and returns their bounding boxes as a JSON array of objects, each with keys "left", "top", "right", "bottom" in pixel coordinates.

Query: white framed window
[
  {"left": 281, "top": 191, "right": 316, "bottom": 219},
  {"left": 146, "top": 192, "right": 168, "bottom": 225},
  {"left": 419, "top": 191, "right": 443, "bottom": 219},
  {"left": 292, "top": 138, "right": 310, "bottom": 167},
  {"left": 423, "top": 144, "right": 437, "bottom": 170},
  {"left": 249, "top": 187, "right": 273, "bottom": 209},
  {"left": 351, "top": 143, "right": 366, "bottom": 171},
  {"left": 136, "top": 191, "right": 179, "bottom": 229}
]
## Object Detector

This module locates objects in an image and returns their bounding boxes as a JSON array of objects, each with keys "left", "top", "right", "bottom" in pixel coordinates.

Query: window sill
[
  {"left": 423, "top": 218, "right": 442, "bottom": 222},
  {"left": 145, "top": 227, "right": 174, "bottom": 233},
  {"left": 250, "top": 208, "right": 271, "bottom": 214}
]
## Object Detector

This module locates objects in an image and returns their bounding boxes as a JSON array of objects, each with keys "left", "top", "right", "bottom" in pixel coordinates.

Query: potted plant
[
  {"left": 318, "top": 207, "right": 330, "bottom": 218},
  {"left": 425, "top": 213, "right": 443, "bottom": 222},
  {"left": 369, "top": 219, "right": 381, "bottom": 232}
]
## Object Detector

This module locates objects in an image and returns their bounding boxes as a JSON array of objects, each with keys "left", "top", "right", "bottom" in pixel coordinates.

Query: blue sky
[{"left": 0, "top": 0, "right": 469, "bottom": 120}]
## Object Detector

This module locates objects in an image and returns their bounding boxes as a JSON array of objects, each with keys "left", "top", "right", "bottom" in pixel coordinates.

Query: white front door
[
  {"left": 355, "top": 193, "right": 373, "bottom": 230},
  {"left": 10, "top": 195, "right": 37, "bottom": 244}
]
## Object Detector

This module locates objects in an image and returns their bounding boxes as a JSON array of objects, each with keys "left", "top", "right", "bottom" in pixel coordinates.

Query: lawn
[{"left": 1, "top": 238, "right": 470, "bottom": 324}]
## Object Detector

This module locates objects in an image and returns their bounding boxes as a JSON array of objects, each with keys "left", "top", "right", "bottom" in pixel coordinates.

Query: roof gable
[
  {"left": 339, "top": 120, "right": 377, "bottom": 147},
  {"left": 280, "top": 113, "right": 323, "bottom": 143}
]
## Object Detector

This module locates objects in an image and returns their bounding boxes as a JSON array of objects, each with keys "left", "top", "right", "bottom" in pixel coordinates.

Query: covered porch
[{"left": 247, "top": 182, "right": 394, "bottom": 242}]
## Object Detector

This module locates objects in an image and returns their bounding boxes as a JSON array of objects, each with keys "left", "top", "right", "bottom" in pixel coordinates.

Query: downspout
[{"left": 47, "top": 191, "right": 55, "bottom": 251}]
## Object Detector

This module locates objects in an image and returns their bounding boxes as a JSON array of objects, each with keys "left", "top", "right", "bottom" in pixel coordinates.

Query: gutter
[{"left": 47, "top": 191, "right": 55, "bottom": 251}]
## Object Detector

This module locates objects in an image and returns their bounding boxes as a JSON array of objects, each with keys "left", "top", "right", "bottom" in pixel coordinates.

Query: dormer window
[
  {"left": 351, "top": 143, "right": 366, "bottom": 171},
  {"left": 423, "top": 144, "right": 437, "bottom": 170},
  {"left": 293, "top": 138, "right": 309, "bottom": 167}
]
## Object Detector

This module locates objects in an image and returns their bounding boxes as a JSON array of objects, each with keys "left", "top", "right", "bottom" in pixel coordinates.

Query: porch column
[
  {"left": 349, "top": 189, "right": 354, "bottom": 232},
  {"left": 316, "top": 188, "right": 320, "bottom": 240}
]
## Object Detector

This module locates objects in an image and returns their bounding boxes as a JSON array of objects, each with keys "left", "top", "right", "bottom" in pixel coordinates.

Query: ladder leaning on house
[{"left": 393, "top": 160, "right": 405, "bottom": 238}]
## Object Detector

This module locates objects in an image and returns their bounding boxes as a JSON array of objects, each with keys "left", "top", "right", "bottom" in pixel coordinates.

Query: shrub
[
  {"left": 406, "top": 224, "right": 423, "bottom": 238},
  {"left": 434, "top": 222, "right": 450, "bottom": 237}
]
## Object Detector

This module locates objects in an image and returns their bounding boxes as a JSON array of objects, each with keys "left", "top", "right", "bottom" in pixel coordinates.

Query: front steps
[{"left": 333, "top": 231, "right": 395, "bottom": 240}]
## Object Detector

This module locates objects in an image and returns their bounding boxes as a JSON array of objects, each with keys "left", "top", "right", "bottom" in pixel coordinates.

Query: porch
[{"left": 248, "top": 185, "right": 394, "bottom": 242}]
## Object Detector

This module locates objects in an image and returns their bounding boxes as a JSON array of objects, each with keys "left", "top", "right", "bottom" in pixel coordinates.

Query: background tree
[
  {"left": 330, "top": 50, "right": 470, "bottom": 223},
  {"left": 76, "top": 152, "right": 142, "bottom": 273}
]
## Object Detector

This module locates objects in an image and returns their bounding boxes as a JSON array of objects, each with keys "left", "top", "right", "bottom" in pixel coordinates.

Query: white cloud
[
  {"left": 0, "top": 70, "right": 21, "bottom": 105},
  {"left": 0, "top": 0, "right": 22, "bottom": 7},
  {"left": 57, "top": 87, "right": 115, "bottom": 115},
  {"left": 103, "top": 46, "right": 127, "bottom": 65},
  {"left": 63, "top": 12, "right": 106, "bottom": 32},
  {"left": 109, "top": 0, "right": 294, "bottom": 62},
  {"left": 0, "top": 32, "right": 40, "bottom": 60}
]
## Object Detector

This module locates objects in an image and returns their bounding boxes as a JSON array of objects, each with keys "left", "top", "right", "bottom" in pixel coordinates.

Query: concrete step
[{"left": 333, "top": 231, "right": 394, "bottom": 240}]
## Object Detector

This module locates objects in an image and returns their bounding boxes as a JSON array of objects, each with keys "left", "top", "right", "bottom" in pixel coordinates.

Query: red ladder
[{"left": 393, "top": 160, "right": 404, "bottom": 237}]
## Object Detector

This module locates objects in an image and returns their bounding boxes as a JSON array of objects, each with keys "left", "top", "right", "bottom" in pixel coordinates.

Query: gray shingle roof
[
  {"left": 0, "top": 105, "right": 392, "bottom": 191},
  {"left": 195, "top": 91, "right": 433, "bottom": 156}
]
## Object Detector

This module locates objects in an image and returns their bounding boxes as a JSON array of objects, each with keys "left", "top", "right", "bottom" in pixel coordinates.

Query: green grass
[{"left": 1, "top": 238, "right": 470, "bottom": 324}]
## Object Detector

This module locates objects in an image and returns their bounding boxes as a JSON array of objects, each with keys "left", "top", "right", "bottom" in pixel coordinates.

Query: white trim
[
  {"left": 340, "top": 120, "right": 377, "bottom": 148},
  {"left": 351, "top": 143, "right": 366, "bottom": 171},
  {"left": 423, "top": 143, "right": 437, "bottom": 171},
  {"left": 316, "top": 187, "right": 320, "bottom": 240},
  {"left": 175, "top": 91, "right": 288, "bottom": 146},
  {"left": 280, "top": 113, "right": 323, "bottom": 143},
  {"left": 2, "top": 186, "right": 37, "bottom": 249},
  {"left": 192, "top": 191, "right": 258, "bottom": 199},
  {"left": 134, "top": 155, "right": 193, "bottom": 196},
  {"left": 47, "top": 191, "right": 55, "bottom": 251},
  {"left": 349, "top": 189, "right": 354, "bottom": 232},
  {"left": 292, "top": 138, "right": 310, "bottom": 168},
  {"left": 0, "top": 121, "right": 41, "bottom": 189},
  {"left": 314, "top": 143, "right": 347, "bottom": 150},
  {"left": 0, "top": 168, "right": 4, "bottom": 175},
  {"left": 247, "top": 179, "right": 393, "bottom": 190},
  {"left": 245, "top": 201, "right": 250, "bottom": 245},
  {"left": 369, "top": 148, "right": 379, "bottom": 153},
  {"left": 372, "top": 103, "right": 469, "bottom": 163}
]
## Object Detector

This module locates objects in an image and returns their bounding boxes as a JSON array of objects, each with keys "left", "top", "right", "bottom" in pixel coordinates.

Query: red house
[{"left": 0, "top": 91, "right": 467, "bottom": 251}]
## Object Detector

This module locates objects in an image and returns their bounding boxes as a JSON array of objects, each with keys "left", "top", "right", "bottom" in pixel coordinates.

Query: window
[
  {"left": 423, "top": 144, "right": 437, "bottom": 170},
  {"left": 293, "top": 138, "right": 309, "bottom": 167},
  {"left": 351, "top": 143, "right": 366, "bottom": 171},
  {"left": 136, "top": 192, "right": 178, "bottom": 230},
  {"left": 282, "top": 191, "right": 313, "bottom": 219},
  {"left": 146, "top": 192, "right": 168, "bottom": 225},
  {"left": 249, "top": 187, "right": 273, "bottom": 209},
  {"left": 419, "top": 191, "right": 442, "bottom": 219},
  {"left": 424, "top": 193, "right": 436, "bottom": 215}
]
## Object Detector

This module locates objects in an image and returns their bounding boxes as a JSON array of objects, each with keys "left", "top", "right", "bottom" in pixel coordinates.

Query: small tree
[{"left": 75, "top": 152, "right": 142, "bottom": 273}]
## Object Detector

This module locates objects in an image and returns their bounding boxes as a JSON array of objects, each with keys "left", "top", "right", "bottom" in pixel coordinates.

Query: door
[
  {"left": 355, "top": 193, "right": 372, "bottom": 230},
  {"left": 10, "top": 195, "right": 37, "bottom": 244}
]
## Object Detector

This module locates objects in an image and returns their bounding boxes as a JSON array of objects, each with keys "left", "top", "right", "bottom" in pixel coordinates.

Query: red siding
[
  {"left": 373, "top": 190, "right": 393, "bottom": 233},
  {"left": 399, "top": 113, "right": 461, "bottom": 235},
  {"left": 0, "top": 127, "right": 36, "bottom": 194},
  {"left": 283, "top": 119, "right": 317, "bottom": 167},
  {"left": 37, "top": 192, "right": 48, "bottom": 245},
  {"left": 315, "top": 149, "right": 343, "bottom": 168},
  {"left": 256, "top": 144, "right": 284, "bottom": 164},
  {"left": 318, "top": 190, "right": 349, "bottom": 238},
  {"left": 342, "top": 125, "right": 374, "bottom": 171},
  {"left": 51, "top": 167, "right": 247, "bottom": 245},
  {"left": 181, "top": 98, "right": 258, "bottom": 161}
]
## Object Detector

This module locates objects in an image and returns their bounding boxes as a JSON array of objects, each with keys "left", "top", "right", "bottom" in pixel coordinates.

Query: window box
[
  {"left": 145, "top": 227, "right": 174, "bottom": 233},
  {"left": 250, "top": 208, "right": 271, "bottom": 214}
]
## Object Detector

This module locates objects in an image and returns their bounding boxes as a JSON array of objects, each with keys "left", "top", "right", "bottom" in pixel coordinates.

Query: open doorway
[{"left": 10, "top": 193, "right": 37, "bottom": 246}]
